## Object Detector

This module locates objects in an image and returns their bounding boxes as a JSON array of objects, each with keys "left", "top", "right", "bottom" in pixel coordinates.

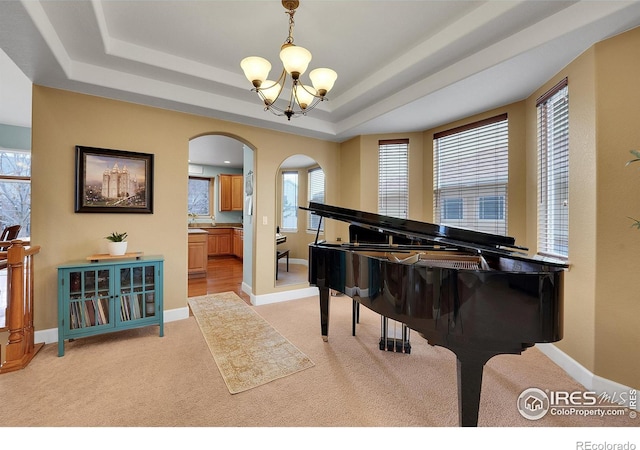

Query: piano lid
[{"left": 301, "top": 202, "right": 569, "bottom": 266}]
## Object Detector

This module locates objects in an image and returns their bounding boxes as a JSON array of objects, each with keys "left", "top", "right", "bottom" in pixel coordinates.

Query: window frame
[
  {"left": 536, "top": 77, "right": 569, "bottom": 259},
  {"left": 433, "top": 113, "right": 509, "bottom": 236},
  {"left": 0, "top": 148, "right": 31, "bottom": 237},
  {"left": 281, "top": 170, "right": 299, "bottom": 232},
  {"left": 307, "top": 166, "right": 325, "bottom": 232},
  {"left": 187, "top": 176, "right": 213, "bottom": 217},
  {"left": 378, "top": 139, "right": 409, "bottom": 219}
]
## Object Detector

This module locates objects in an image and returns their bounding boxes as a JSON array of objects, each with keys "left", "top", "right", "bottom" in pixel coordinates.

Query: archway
[
  {"left": 188, "top": 134, "right": 255, "bottom": 296},
  {"left": 274, "top": 154, "right": 325, "bottom": 288}
]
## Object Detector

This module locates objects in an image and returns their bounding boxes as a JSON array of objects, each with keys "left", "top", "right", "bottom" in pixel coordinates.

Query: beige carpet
[
  {"left": 188, "top": 292, "right": 314, "bottom": 394},
  {"left": 1, "top": 294, "right": 637, "bottom": 430}
]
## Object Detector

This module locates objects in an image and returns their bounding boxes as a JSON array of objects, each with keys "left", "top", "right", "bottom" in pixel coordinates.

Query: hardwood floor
[{"left": 188, "top": 256, "right": 251, "bottom": 304}]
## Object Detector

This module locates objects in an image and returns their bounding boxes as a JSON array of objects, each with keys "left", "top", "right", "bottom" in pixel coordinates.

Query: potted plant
[{"left": 105, "top": 231, "right": 128, "bottom": 256}]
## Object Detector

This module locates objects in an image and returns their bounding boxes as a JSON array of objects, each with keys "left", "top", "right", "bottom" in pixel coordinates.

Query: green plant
[
  {"left": 105, "top": 231, "right": 128, "bottom": 242},
  {"left": 626, "top": 150, "right": 640, "bottom": 229}
]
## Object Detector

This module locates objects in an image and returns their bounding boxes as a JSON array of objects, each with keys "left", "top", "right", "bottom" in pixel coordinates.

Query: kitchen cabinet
[
  {"left": 219, "top": 174, "right": 243, "bottom": 212},
  {"left": 188, "top": 230, "right": 208, "bottom": 278},
  {"left": 233, "top": 228, "right": 243, "bottom": 259},
  {"left": 207, "top": 228, "right": 232, "bottom": 256}
]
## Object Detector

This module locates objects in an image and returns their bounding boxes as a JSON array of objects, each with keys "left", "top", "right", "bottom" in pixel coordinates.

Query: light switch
[{"left": 262, "top": 216, "right": 268, "bottom": 225}]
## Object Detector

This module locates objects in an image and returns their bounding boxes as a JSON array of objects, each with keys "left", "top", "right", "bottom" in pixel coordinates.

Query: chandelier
[{"left": 240, "top": 0, "right": 337, "bottom": 120}]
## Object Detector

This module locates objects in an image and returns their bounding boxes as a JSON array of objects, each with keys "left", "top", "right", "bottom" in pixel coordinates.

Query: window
[
  {"left": 188, "top": 177, "right": 212, "bottom": 216},
  {"left": 479, "top": 195, "right": 505, "bottom": 220},
  {"left": 537, "top": 78, "right": 569, "bottom": 258},
  {"left": 0, "top": 149, "right": 31, "bottom": 237},
  {"left": 433, "top": 114, "right": 509, "bottom": 235},
  {"left": 281, "top": 171, "right": 298, "bottom": 231},
  {"left": 379, "top": 139, "right": 409, "bottom": 219},
  {"left": 443, "top": 198, "right": 463, "bottom": 220},
  {"left": 307, "top": 167, "right": 325, "bottom": 231}
]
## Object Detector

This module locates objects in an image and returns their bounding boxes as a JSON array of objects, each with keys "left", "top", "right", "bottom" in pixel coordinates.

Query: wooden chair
[
  {"left": 0, "top": 225, "right": 21, "bottom": 251},
  {"left": 276, "top": 249, "right": 289, "bottom": 280}
]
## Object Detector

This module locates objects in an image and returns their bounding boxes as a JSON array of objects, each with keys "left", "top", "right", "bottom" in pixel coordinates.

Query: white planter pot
[{"left": 107, "top": 241, "right": 128, "bottom": 256}]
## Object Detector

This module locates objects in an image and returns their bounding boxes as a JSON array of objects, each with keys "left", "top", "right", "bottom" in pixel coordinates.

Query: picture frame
[{"left": 75, "top": 145, "right": 154, "bottom": 214}]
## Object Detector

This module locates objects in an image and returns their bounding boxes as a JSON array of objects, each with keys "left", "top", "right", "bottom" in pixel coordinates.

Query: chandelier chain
[{"left": 285, "top": 8, "right": 295, "bottom": 45}]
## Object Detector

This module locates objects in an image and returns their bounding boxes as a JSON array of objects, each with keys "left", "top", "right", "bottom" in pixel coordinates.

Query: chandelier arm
[
  {"left": 255, "top": 68, "right": 288, "bottom": 107},
  {"left": 287, "top": 80, "right": 299, "bottom": 108},
  {"left": 258, "top": 68, "right": 286, "bottom": 92},
  {"left": 298, "top": 83, "right": 325, "bottom": 99}
]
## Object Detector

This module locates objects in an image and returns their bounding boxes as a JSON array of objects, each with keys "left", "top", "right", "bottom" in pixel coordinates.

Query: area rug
[{"left": 188, "top": 292, "right": 314, "bottom": 394}]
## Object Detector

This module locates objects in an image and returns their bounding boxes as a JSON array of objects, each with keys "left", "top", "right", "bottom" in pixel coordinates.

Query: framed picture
[{"left": 75, "top": 145, "right": 154, "bottom": 213}]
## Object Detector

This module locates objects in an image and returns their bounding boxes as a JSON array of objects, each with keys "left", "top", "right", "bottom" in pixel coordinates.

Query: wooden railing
[{"left": 0, "top": 239, "right": 42, "bottom": 374}]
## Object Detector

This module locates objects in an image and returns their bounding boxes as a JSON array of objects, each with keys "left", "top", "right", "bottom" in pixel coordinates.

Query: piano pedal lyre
[{"left": 379, "top": 316, "right": 411, "bottom": 354}]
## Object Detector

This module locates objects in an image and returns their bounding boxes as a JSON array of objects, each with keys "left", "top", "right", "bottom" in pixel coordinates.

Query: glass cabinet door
[
  {"left": 117, "top": 263, "right": 157, "bottom": 323},
  {"left": 67, "top": 268, "right": 111, "bottom": 330}
]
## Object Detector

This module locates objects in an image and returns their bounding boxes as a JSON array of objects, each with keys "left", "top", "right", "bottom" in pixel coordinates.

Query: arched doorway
[
  {"left": 187, "top": 134, "right": 255, "bottom": 300},
  {"left": 274, "top": 154, "right": 325, "bottom": 288}
]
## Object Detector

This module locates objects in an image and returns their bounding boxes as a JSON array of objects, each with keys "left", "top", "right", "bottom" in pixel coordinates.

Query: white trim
[
  {"left": 34, "top": 306, "right": 190, "bottom": 345},
  {"left": 289, "top": 258, "right": 308, "bottom": 266},
  {"left": 537, "top": 343, "right": 638, "bottom": 410},
  {"left": 251, "top": 286, "right": 319, "bottom": 306},
  {"left": 241, "top": 281, "right": 252, "bottom": 296}
]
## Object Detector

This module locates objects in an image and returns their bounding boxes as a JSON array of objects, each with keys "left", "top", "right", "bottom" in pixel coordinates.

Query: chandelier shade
[
  {"left": 295, "top": 85, "right": 316, "bottom": 109},
  {"left": 240, "top": 0, "right": 337, "bottom": 120},
  {"left": 279, "top": 45, "right": 311, "bottom": 78},
  {"left": 240, "top": 57, "right": 272, "bottom": 88},
  {"left": 309, "top": 68, "right": 338, "bottom": 96},
  {"left": 260, "top": 80, "right": 282, "bottom": 105}
]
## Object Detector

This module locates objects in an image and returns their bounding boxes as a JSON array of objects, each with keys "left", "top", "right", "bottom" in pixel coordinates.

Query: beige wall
[
  {"left": 592, "top": 27, "right": 640, "bottom": 388},
  {"left": 32, "top": 86, "right": 339, "bottom": 329},
  {"left": 526, "top": 48, "right": 599, "bottom": 378},
  {"left": 30, "top": 25, "right": 640, "bottom": 390},
  {"left": 522, "top": 27, "right": 640, "bottom": 389}
]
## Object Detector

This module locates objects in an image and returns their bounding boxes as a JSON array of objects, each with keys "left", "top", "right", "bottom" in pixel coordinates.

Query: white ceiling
[{"left": 2, "top": 0, "right": 640, "bottom": 166}]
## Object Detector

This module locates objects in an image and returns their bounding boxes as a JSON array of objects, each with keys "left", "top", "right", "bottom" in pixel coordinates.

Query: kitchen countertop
[{"left": 188, "top": 223, "right": 243, "bottom": 230}]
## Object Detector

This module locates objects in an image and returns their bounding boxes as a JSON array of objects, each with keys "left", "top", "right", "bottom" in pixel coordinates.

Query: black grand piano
[{"left": 303, "top": 202, "right": 568, "bottom": 427}]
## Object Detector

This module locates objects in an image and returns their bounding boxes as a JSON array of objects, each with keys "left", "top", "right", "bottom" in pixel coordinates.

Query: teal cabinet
[{"left": 57, "top": 256, "right": 164, "bottom": 356}]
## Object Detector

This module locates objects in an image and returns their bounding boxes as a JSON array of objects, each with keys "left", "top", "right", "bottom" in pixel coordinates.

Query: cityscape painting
[{"left": 75, "top": 146, "right": 154, "bottom": 213}]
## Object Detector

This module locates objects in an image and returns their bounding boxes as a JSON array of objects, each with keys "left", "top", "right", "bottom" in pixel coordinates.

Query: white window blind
[
  {"left": 378, "top": 139, "right": 409, "bottom": 219},
  {"left": 281, "top": 171, "right": 298, "bottom": 231},
  {"left": 433, "top": 114, "right": 509, "bottom": 235},
  {"left": 308, "top": 167, "right": 325, "bottom": 231},
  {"left": 537, "top": 78, "right": 569, "bottom": 258}
]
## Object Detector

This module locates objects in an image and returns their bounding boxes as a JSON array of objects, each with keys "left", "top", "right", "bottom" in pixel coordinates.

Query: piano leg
[
  {"left": 456, "top": 354, "right": 488, "bottom": 427},
  {"left": 455, "top": 348, "right": 513, "bottom": 427},
  {"left": 319, "top": 286, "right": 330, "bottom": 342},
  {"left": 352, "top": 300, "right": 359, "bottom": 336}
]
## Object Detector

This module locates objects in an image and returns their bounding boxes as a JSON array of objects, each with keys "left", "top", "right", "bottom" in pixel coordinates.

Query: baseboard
[
  {"left": 537, "top": 343, "right": 638, "bottom": 410},
  {"left": 241, "top": 281, "right": 252, "bottom": 296},
  {"left": 34, "top": 305, "right": 190, "bottom": 346},
  {"left": 251, "top": 286, "right": 319, "bottom": 306}
]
